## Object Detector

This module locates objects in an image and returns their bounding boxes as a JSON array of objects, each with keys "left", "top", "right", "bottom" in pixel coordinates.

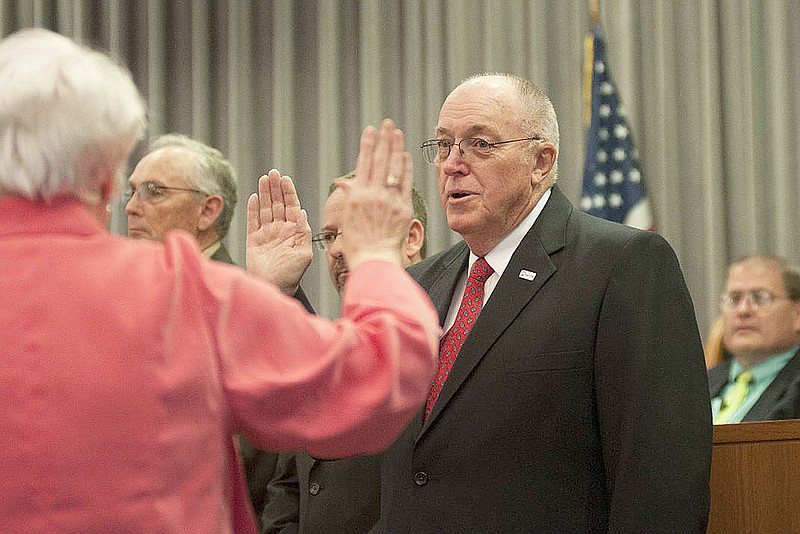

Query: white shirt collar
[
  {"left": 476, "top": 187, "right": 551, "bottom": 284},
  {"left": 442, "top": 188, "right": 552, "bottom": 333}
]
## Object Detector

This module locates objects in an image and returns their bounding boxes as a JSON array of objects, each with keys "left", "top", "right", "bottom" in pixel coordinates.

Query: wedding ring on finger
[{"left": 385, "top": 174, "right": 400, "bottom": 187}]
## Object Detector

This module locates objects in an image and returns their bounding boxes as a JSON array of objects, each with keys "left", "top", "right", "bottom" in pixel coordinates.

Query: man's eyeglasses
[
  {"left": 420, "top": 136, "right": 541, "bottom": 165},
  {"left": 719, "top": 289, "right": 790, "bottom": 311},
  {"left": 126, "top": 181, "right": 206, "bottom": 203},
  {"left": 311, "top": 230, "right": 342, "bottom": 251}
]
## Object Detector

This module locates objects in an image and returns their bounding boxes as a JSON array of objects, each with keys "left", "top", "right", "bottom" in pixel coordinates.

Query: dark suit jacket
[
  {"left": 210, "top": 242, "right": 315, "bottom": 525},
  {"left": 261, "top": 451, "right": 382, "bottom": 534},
  {"left": 708, "top": 348, "right": 800, "bottom": 421},
  {"left": 210, "top": 243, "right": 234, "bottom": 264},
  {"left": 380, "top": 186, "right": 712, "bottom": 533}
]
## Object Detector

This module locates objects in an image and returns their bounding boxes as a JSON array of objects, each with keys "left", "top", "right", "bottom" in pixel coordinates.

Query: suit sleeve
[
  {"left": 293, "top": 285, "right": 315, "bottom": 314},
  {"left": 260, "top": 452, "right": 300, "bottom": 534},
  {"left": 238, "top": 435, "right": 278, "bottom": 530},
  {"left": 594, "top": 232, "right": 712, "bottom": 533}
]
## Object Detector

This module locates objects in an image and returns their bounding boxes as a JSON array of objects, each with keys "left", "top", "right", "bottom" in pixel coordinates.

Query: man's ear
[
  {"left": 404, "top": 219, "right": 425, "bottom": 265},
  {"left": 792, "top": 302, "right": 800, "bottom": 333},
  {"left": 197, "top": 195, "right": 224, "bottom": 232},
  {"left": 100, "top": 173, "right": 115, "bottom": 204},
  {"left": 531, "top": 142, "right": 556, "bottom": 186}
]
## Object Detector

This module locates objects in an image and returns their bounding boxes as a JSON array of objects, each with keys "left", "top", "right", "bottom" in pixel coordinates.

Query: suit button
[
  {"left": 309, "top": 482, "right": 320, "bottom": 495},
  {"left": 413, "top": 471, "right": 428, "bottom": 486}
]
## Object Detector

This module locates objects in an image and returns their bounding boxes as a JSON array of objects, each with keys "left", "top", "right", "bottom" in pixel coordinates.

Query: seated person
[{"left": 709, "top": 254, "right": 800, "bottom": 423}]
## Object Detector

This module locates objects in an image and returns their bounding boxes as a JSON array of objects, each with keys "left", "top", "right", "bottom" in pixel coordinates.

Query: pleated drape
[{"left": 2, "top": 0, "right": 798, "bottom": 334}]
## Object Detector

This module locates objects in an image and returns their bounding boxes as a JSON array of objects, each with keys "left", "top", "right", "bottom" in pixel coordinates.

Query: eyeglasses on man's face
[
  {"left": 419, "top": 136, "right": 541, "bottom": 165},
  {"left": 719, "top": 289, "right": 790, "bottom": 312},
  {"left": 125, "top": 181, "right": 206, "bottom": 203},
  {"left": 311, "top": 229, "right": 342, "bottom": 251}
]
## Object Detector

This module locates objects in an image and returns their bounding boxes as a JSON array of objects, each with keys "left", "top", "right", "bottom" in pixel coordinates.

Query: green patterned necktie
[{"left": 714, "top": 370, "right": 754, "bottom": 424}]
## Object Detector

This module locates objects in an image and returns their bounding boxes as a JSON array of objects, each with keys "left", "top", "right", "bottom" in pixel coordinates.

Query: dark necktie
[{"left": 424, "top": 257, "right": 494, "bottom": 420}]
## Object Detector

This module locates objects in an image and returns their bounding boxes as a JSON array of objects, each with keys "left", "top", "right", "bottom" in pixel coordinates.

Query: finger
[
  {"left": 355, "top": 125, "right": 378, "bottom": 188},
  {"left": 269, "top": 171, "right": 286, "bottom": 222},
  {"left": 281, "top": 175, "right": 303, "bottom": 222},
  {"left": 399, "top": 152, "right": 413, "bottom": 198},
  {"left": 262, "top": 169, "right": 282, "bottom": 223},
  {"left": 298, "top": 208, "right": 312, "bottom": 245},
  {"left": 246, "top": 192, "right": 260, "bottom": 235},
  {"left": 387, "top": 129, "right": 406, "bottom": 189},
  {"left": 258, "top": 173, "right": 271, "bottom": 224},
  {"left": 371, "top": 119, "right": 395, "bottom": 187}
]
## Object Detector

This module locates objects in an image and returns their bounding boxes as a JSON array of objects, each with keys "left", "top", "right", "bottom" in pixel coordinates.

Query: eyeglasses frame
[
  {"left": 126, "top": 181, "right": 206, "bottom": 203},
  {"left": 419, "top": 136, "right": 542, "bottom": 165},
  {"left": 719, "top": 289, "right": 793, "bottom": 312},
  {"left": 311, "top": 229, "right": 343, "bottom": 251}
]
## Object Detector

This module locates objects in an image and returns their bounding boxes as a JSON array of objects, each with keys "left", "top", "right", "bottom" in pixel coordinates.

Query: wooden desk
[{"left": 708, "top": 419, "right": 800, "bottom": 534}]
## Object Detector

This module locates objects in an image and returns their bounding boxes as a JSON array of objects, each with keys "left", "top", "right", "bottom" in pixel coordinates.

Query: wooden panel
[{"left": 708, "top": 420, "right": 800, "bottom": 534}]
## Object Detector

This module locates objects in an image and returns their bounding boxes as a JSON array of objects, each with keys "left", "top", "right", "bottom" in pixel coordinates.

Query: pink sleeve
[{"left": 206, "top": 257, "right": 440, "bottom": 459}]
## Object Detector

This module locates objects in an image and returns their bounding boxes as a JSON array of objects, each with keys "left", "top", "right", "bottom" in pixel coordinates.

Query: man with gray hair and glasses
[
  {"left": 126, "top": 134, "right": 238, "bottom": 262},
  {"left": 126, "top": 134, "right": 314, "bottom": 522},
  {"left": 378, "top": 72, "right": 711, "bottom": 533},
  {"left": 709, "top": 254, "right": 800, "bottom": 423}
]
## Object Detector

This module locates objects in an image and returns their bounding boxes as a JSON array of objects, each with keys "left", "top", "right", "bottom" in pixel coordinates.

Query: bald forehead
[
  {"left": 147, "top": 145, "right": 196, "bottom": 169},
  {"left": 136, "top": 146, "right": 197, "bottom": 185},
  {"left": 438, "top": 76, "right": 521, "bottom": 136}
]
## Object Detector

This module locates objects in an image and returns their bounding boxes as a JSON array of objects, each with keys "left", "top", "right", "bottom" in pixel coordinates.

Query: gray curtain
[{"left": 2, "top": 0, "right": 798, "bottom": 337}]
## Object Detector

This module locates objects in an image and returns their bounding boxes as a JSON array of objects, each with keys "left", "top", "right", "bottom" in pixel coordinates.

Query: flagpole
[
  {"left": 582, "top": 0, "right": 598, "bottom": 129},
  {"left": 589, "top": 0, "right": 601, "bottom": 28}
]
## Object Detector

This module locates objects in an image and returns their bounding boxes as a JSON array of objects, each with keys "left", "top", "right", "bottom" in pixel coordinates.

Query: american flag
[{"left": 581, "top": 27, "right": 654, "bottom": 230}]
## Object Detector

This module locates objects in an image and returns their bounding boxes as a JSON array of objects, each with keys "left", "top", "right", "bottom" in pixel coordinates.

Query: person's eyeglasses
[
  {"left": 719, "top": 289, "right": 789, "bottom": 312},
  {"left": 125, "top": 181, "right": 206, "bottom": 203},
  {"left": 420, "top": 136, "right": 541, "bottom": 165},
  {"left": 311, "top": 230, "right": 342, "bottom": 251}
]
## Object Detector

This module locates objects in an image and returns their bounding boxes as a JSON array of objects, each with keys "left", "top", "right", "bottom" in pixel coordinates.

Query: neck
[
  {"left": 735, "top": 345, "right": 798, "bottom": 369},
  {"left": 197, "top": 232, "right": 221, "bottom": 251},
  {"left": 76, "top": 192, "right": 111, "bottom": 228}
]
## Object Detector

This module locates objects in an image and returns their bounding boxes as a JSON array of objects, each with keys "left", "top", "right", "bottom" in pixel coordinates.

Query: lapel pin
[{"left": 518, "top": 269, "right": 537, "bottom": 281}]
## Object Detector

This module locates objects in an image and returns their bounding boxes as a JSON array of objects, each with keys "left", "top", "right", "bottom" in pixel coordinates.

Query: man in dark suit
[
  {"left": 261, "top": 174, "right": 427, "bottom": 534},
  {"left": 378, "top": 73, "right": 711, "bottom": 532},
  {"left": 126, "top": 134, "right": 313, "bottom": 524},
  {"left": 708, "top": 254, "right": 800, "bottom": 423}
]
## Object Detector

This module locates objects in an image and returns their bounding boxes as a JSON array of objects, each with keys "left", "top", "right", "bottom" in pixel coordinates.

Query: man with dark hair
[{"left": 261, "top": 171, "right": 427, "bottom": 534}]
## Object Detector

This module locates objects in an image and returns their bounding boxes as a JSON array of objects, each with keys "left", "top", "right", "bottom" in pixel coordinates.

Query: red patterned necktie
[{"left": 424, "top": 257, "right": 494, "bottom": 420}]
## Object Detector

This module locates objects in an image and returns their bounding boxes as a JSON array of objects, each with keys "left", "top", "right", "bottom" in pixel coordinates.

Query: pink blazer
[{"left": 0, "top": 197, "right": 439, "bottom": 534}]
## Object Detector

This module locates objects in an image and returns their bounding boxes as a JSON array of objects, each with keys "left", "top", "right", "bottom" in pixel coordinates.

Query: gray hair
[
  {"left": 147, "top": 134, "right": 238, "bottom": 239},
  {"left": 462, "top": 73, "right": 560, "bottom": 184},
  {"left": 0, "top": 29, "right": 146, "bottom": 202}
]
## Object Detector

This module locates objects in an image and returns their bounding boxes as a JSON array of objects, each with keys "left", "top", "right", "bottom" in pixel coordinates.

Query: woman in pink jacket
[{"left": 0, "top": 29, "right": 439, "bottom": 533}]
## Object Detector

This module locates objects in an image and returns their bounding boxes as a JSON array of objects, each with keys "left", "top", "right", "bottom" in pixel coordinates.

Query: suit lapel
[
  {"left": 423, "top": 244, "right": 470, "bottom": 326},
  {"left": 296, "top": 451, "right": 316, "bottom": 481},
  {"left": 419, "top": 187, "right": 570, "bottom": 435},
  {"left": 743, "top": 349, "right": 800, "bottom": 421},
  {"left": 210, "top": 243, "right": 234, "bottom": 265},
  {"left": 707, "top": 361, "right": 731, "bottom": 398}
]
